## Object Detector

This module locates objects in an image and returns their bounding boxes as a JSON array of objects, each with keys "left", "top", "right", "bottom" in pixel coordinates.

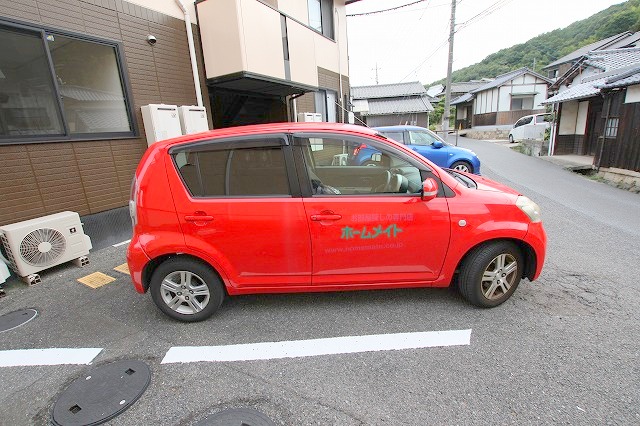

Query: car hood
[{"left": 473, "top": 174, "right": 519, "bottom": 195}]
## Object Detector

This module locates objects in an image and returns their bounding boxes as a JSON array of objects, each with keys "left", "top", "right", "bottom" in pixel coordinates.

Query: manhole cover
[
  {"left": 51, "top": 360, "right": 151, "bottom": 426},
  {"left": 194, "top": 408, "right": 277, "bottom": 426},
  {"left": 0, "top": 308, "right": 38, "bottom": 333}
]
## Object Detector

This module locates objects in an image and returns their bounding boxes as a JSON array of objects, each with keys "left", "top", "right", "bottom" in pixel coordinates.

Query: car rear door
[
  {"left": 293, "top": 133, "right": 451, "bottom": 286},
  {"left": 166, "top": 134, "right": 312, "bottom": 288}
]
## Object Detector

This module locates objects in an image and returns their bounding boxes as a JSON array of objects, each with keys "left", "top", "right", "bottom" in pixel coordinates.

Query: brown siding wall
[
  {"left": 0, "top": 0, "right": 209, "bottom": 225},
  {"left": 496, "top": 109, "right": 546, "bottom": 126},
  {"left": 293, "top": 67, "right": 350, "bottom": 122}
]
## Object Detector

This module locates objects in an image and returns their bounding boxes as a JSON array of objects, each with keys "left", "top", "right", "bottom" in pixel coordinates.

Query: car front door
[
  {"left": 294, "top": 133, "right": 451, "bottom": 286},
  {"left": 166, "top": 135, "right": 312, "bottom": 288},
  {"left": 407, "top": 130, "right": 450, "bottom": 168}
]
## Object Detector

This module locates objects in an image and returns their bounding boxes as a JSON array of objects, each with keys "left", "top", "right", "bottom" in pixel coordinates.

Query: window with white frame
[{"left": 0, "top": 20, "right": 135, "bottom": 143}]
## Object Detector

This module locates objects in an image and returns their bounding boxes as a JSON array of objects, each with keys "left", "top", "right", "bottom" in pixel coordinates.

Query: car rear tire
[
  {"left": 451, "top": 161, "right": 473, "bottom": 174},
  {"left": 150, "top": 257, "right": 225, "bottom": 322},
  {"left": 458, "top": 241, "right": 523, "bottom": 308},
  {"left": 509, "top": 135, "right": 514, "bottom": 143}
]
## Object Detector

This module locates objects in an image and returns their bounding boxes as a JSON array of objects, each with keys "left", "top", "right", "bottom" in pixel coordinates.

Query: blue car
[{"left": 351, "top": 125, "right": 481, "bottom": 174}]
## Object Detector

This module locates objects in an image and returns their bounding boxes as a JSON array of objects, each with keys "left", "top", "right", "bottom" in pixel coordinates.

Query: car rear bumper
[{"left": 126, "top": 236, "right": 151, "bottom": 294}]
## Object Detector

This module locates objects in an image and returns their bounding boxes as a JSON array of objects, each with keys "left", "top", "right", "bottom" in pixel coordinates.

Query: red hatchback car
[{"left": 127, "top": 123, "right": 546, "bottom": 322}]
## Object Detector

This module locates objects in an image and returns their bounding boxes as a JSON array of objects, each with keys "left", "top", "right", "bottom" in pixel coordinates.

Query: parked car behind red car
[{"left": 127, "top": 123, "right": 546, "bottom": 322}]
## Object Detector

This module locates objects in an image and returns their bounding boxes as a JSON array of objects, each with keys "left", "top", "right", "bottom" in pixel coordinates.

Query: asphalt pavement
[{"left": 0, "top": 137, "right": 638, "bottom": 425}]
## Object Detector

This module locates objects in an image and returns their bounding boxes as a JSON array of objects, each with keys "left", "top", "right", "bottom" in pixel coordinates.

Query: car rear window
[{"left": 174, "top": 146, "right": 291, "bottom": 197}]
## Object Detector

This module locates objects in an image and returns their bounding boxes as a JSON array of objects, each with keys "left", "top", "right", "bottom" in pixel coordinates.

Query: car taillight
[
  {"left": 353, "top": 143, "right": 367, "bottom": 156},
  {"left": 129, "top": 176, "right": 138, "bottom": 227}
]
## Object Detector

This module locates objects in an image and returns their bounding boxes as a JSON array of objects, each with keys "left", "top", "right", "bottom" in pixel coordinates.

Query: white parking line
[
  {"left": 112, "top": 239, "right": 131, "bottom": 247},
  {"left": 161, "top": 329, "right": 471, "bottom": 364},
  {"left": 0, "top": 348, "right": 103, "bottom": 367}
]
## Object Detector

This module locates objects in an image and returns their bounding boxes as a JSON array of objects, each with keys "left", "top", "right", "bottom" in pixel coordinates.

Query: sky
[{"left": 345, "top": 0, "right": 626, "bottom": 86}]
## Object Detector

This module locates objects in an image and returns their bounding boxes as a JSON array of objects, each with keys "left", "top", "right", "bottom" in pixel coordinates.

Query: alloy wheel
[
  {"left": 160, "top": 270, "right": 211, "bottom": 315},
  {"left": 480, "top": 253, "right": 518, "bottom": 300}
]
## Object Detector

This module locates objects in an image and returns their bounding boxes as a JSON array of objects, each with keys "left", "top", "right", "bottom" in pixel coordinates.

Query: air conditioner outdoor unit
[
  {"left": 0, "top": 211, "right": 92, "bottom": 285},
  {"left": 0, "top": 257, "right": 9, "bottom": 286},
  {"left": 297, "top": 112, "right": 322, "bottom": 122}
]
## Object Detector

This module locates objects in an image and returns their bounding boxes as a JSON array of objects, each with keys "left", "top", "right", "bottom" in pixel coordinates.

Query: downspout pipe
[
  {"left": 335, "top": 7, "right": 344, "bottom": 123},
  {"left": 175, "top": 0, "right": 203, "bottom": 107}
]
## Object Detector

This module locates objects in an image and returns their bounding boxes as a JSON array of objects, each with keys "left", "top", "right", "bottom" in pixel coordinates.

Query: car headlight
[{"left": 516, "top": 196, "right": 541, "bottom": 223}]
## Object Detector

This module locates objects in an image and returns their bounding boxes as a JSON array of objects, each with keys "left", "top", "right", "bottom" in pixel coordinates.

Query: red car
[{"left": 127, "top": 123, "right": 546, "bottom": 322}]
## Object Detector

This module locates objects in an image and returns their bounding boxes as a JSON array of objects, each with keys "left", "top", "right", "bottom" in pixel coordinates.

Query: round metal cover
[
  {"left": 194, "top": 408, "right": 277, "bottom": 426},
  {"left": 52, "top": 360, "right": 151, "bottom": 426},
  {"left": 0, "top": 308, "right": 38, "bottom": 333}
]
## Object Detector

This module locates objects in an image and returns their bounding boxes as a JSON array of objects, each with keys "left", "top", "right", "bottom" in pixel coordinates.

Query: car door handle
[
  {"left": 185, "top": 215, "right": 214, "bottom": 222},
  {"left": 311, "top": 214, "right": 342, "bottom": 221}
]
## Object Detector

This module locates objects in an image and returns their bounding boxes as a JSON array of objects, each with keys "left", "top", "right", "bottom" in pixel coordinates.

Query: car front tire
[
  {"left": 451, "top": 160, "right": 473, "bottom": 174},
  {"left": 150, "top": 257, "right": 225, "bottom": 322},
  {"left": 458, "top": 241, "right": 523, "bottom": 308},
  {"left": 509, "top": 135, "right": 514, "bottom": 143}
]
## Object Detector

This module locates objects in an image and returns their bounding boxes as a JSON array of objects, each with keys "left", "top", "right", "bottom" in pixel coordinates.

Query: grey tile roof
[
  {"left": 361, "top": 96, "right": 434, "bottom": 116},
  {"left": 597, "top": 66, "right": 640, "bottom": 89},
  {"left": 451, "top": 92, "right": 474, "bottom": 105},
  {"left": 584, "top": 47, "right": 640, "bottom": 71},
  {"left": 543, "top": 32, "right": 633, "bottom": 69},
  {"left": 543, "top": 78, "right": 605, "bottom": 104},
  {"left": 351, "top": 81, "right": 427, "bottom": 99},
  {"left": 470, "top": 68, "right": 552, "bottom": 94},
  {"left": 450, "top": 80, "right": 487, "bottom": 94}
]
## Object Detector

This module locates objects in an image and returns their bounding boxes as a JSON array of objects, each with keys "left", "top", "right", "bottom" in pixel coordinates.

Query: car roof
[
  {"left": 150, "top": 122, "right": 382, "bottom": 150},
  {"left": 373, "top": 125, "right": 430, "bottom": 132}
]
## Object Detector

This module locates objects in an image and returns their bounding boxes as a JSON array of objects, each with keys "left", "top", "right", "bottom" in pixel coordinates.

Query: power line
[{"left": 346, "top": 0, "right": 428, "bottom": 17}]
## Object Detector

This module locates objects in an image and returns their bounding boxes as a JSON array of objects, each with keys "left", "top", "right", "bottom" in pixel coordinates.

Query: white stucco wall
[
  {"left": 559, "top": 101, "right": 579, "bottom": 135},
  {"left": 625, "top": 84, "right": 640, "bottom": 103},
  {"left": 287, "top": 19, "right": 319, "bottom": 87},
  {"left": 241, "top": 0, "right": 285, "bottom": 79},
  {"left": 576, "top": 101, "right": 589, "bottom": 135},
  {"left": 198, "top": 0, "right": 245, "bottom": 78}
]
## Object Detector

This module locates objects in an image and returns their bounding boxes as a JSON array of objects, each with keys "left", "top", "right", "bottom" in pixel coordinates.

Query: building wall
[
  {"left": 295, "top": 67, "right": 350, "bottom": 122},
  {"left": 0, "top": 0, "right": 208, "bottom": 225},
  {"left": 365, "top": 113, "right": 429, "bottom": 128},
  {"left": 474, "top": 74, "right": 549, "bottom": 115}
]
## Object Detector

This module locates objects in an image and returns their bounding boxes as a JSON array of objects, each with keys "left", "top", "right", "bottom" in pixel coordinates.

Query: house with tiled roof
[
  {"left": 544, "top": 48, "right": 640, "bottom": 179},
  {"left": 451, "top": 68, "right": 551, "bottom": 129},
  {"left": 542, "top": 32, "right": 640, "bottom": 80},
  {"left": 351, "top": 81, "right": 434, "bottom": 127}
]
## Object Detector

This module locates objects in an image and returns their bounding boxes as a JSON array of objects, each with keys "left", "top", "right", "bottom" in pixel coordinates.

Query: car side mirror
[
  {"left": 432, "top": 141, "right": 443, "bottom": 149},
  {"left": 421, "top": 178, "right": 438, "bottom": 201}
]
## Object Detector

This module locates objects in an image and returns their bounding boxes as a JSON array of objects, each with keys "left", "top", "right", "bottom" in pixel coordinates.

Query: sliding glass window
[{"left": 0, "top": 20, "right": 135, "bottom": 143}]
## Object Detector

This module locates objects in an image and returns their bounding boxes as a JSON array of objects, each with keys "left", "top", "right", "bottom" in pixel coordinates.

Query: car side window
[
  {"left": 296, "top": 136, "right": 424, "bottom": 196},
  {"left": 408, "top": 131, "right": 438, "bottom": 146},
  {"left": 173, "top": 145, "right": 291, "bottom": 197},
  {"left": 383, "top": 131, "right": 404, "bottom": 144}
]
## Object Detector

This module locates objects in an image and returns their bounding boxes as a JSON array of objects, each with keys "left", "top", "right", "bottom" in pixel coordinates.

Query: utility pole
[
  {"left": 442, "top": 0, "right": 456, "bottom": 134},
  {"left": 372, "top": 63, "right": 381, "bottom": 85}
]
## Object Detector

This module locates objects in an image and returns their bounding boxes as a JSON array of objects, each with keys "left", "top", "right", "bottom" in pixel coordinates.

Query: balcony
[{"left": 197, "top": 0, "right": 323, "bottom": 97}]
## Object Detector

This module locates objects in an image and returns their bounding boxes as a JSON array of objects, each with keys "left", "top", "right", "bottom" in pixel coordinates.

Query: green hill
[{"left": 434, "top": 0, "right": 640, "bottom": 84}]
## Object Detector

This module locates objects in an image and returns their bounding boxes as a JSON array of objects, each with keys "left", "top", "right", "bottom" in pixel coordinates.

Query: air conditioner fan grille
[{"left": 19, "top": 228, "right": 66, "bottom": 267}]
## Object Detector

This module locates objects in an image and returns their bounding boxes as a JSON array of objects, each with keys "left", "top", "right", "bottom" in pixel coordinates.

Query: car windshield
[{"left": 446, "top": 169, "right": 477, "bottom": 189}]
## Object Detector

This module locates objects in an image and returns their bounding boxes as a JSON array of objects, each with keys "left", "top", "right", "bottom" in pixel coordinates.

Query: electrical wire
[{"left": 347, "top": 0, "right": 428, "bottom": 17}]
